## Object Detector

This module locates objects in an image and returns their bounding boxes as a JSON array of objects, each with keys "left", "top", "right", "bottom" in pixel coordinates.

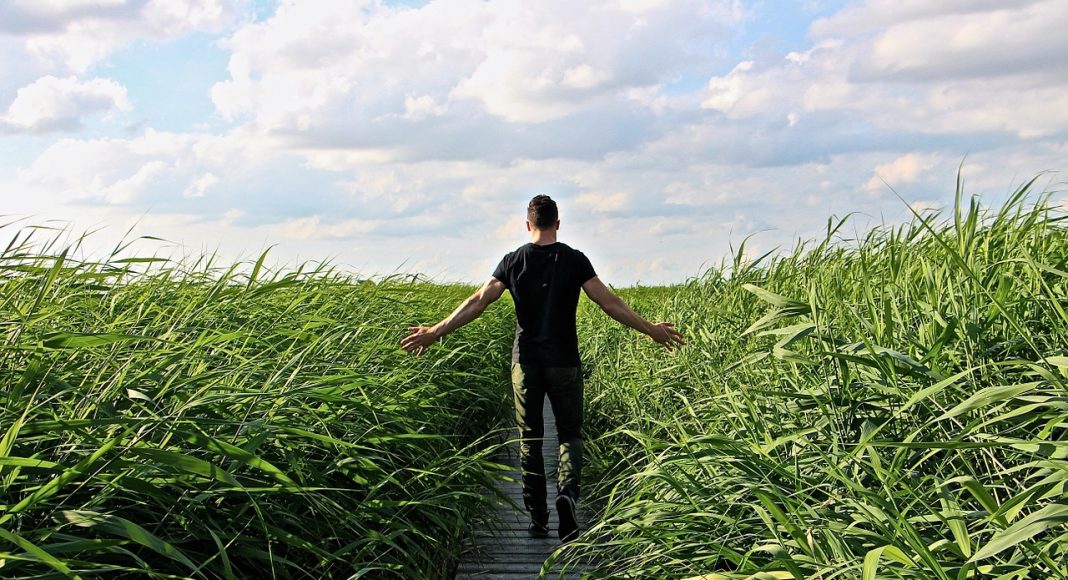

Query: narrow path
[{"left": 455, "top": 397, "right": 592, "bottom": 579}]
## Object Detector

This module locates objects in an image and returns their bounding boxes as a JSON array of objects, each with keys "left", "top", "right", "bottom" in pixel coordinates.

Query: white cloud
[
  {"left": 15, "top": 127, "right": 273, "bottom": 205},
  {"left": 648, "top": 219, "right": 700, "bottom": 237},
  {"left": 4, "top": 0, "right": 1068, "bottom": 286},
  {"left": 856, "top": 5, "right": 1068, "bottom": 82},
  {"left": 908, "top": 199, "right": 941, "bottom": 213},
  {"left": 703, "top": 60, "right": 764, "bottom": 116},
  {"left": 576, "top": 191, "right": 630, "bottom": 213},
  {"left": 811, "top": 1, "right": 1047, "bottom": 37},
  {"left": 212, "top": 0, "right": 739, "bottom": 152},
  {"left": 865, "top": 153, "right": 938, "bottom": 193},
  {"left": 279, "top": 215, "right": 321, "bottom": 240},
  {"left": 402, "top": 94, "right": 447, "bottom": 121},
  {"left": 183, "top": 172, "right": 220, "bottom": 199},
  {"left": 2, "top": 75, "right": 130, "bottom": 133},
  {"left": 494, "top": 215, "right": 527, "bottom": 241},
  {"left": 4, "top": 0, "right": 240, "bottom": 72},
  {"left": 102, "top": 160, "right": 171, "bottom": 204},
  {"left": 275, "top": 214, "right": 417, "bottom": 241},
  {"left": 560, "top": 64, "right": 609, "bottom": 90},
  {"left": 702, "top": 0, "right": 1068, "bottom": 139}
]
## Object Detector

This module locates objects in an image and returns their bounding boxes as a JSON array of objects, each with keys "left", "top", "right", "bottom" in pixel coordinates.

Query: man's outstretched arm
[
  {"left": 581, "top": 276, "right": 685, "bottom": 350},
  {"left": 401, "top": 277, "right": 507, "bottom": 354}
]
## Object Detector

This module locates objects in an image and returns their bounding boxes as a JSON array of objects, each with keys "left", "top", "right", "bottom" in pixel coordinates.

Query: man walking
[{"left": 401, "top": 195, "right": 684, "bottom": 542}]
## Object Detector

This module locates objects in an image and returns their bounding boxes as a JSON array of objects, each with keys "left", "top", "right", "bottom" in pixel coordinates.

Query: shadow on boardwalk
[{"left": 454, "top": 397, "right": 596, "bottom": 579}]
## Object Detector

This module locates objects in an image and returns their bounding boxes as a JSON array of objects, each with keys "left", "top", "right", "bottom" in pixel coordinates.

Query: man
[{"left": 401, "top": 195, "right": 684, "bottom": 542}]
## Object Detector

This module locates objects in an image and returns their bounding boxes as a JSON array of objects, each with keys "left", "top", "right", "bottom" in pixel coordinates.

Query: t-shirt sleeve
[
  {"left": 491, "top": 253, "right": 511, "bottom": 287},
  {"left": 574, "top": 250, "right": 597, "bottom": 286}
]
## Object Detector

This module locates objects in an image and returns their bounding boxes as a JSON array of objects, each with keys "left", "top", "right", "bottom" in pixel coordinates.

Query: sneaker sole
[{"left": 555, "top": 495, "right": 578, "bottom": 542}]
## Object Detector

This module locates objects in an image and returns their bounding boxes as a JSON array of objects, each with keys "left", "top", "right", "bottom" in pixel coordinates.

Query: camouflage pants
[{"left": 510, "top": 362, "right": 584, "bottom": 513}]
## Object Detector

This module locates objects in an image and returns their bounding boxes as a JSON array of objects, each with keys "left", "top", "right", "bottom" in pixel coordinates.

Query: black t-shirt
[{"left": 492, "top": 242, "right": 597, "bottom": 366}]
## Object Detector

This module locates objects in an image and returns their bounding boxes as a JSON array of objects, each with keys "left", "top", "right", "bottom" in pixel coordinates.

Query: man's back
[
  {"left": 492, "top": 242, "right": 596, "bottom": 366},
  {"left": 401, "top": 193, "right": 683, "bottom": 543}
]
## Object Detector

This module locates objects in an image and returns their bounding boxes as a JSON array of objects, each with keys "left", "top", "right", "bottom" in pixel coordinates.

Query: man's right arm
[{"left": 581, "top": 276, "right": 685, "bottom": 350}]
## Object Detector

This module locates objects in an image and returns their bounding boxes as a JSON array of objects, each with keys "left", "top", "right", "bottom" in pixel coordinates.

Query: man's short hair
[{"left": 527, "top": 195, "right": 559, "bottom": 230}]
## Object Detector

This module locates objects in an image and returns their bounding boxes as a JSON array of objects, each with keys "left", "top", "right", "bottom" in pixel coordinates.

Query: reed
[
  {"left": 556, "top": 179, "right": 1068, "bottom": 578},
  {"left": 0, "top": 229, "right": 514, "bottom": 579},
  {"left": 4, "top": 174, "right": 1065, "bottom": 579}
]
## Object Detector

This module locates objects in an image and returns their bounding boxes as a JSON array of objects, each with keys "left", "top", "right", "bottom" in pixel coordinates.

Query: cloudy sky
[{"left": 1, "top": 0, "right": 1065, "bottom": 284}]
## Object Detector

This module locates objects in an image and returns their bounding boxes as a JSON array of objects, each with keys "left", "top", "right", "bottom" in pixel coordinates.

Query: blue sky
[{"left": 1, "top": 0, "right": 1066, "bottom": 284}]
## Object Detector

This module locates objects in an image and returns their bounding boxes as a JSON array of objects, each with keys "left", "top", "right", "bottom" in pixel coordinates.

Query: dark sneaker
[
  {"left": 555, "top": 494, "right": 578, "bottom": 542},
  {"left": 528, "top": 509, "right": 549, "bottom": 538}
]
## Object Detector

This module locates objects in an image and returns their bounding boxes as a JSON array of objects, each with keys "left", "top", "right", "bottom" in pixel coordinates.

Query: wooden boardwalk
[{"left": 454, "top": 397, "right": 592, "bottom": 579}]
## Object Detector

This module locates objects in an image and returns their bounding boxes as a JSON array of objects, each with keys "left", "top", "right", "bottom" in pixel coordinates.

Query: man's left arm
[{"left": 401, "top": 277, "right": 507, "bottom": 354}]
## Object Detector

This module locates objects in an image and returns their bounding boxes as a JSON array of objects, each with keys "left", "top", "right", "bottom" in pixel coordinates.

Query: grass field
[
  {"left": 2, "top": 180, "right": 1067, "bottom": 578},
  {"left": 556, "top": 182, "right": 1068, "bottom": 578},
  {"left": 0, "top": 229, "right": 514, "bottom": 578}
]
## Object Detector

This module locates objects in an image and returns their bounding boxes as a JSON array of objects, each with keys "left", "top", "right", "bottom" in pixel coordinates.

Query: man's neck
[{"left": 530, "top": 230, "right": 558, "bottom": 246}]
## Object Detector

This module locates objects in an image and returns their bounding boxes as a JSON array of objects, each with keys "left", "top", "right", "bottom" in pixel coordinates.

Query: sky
[{"left": 1, "top": 0, "right": 1066, "bottom": 285}]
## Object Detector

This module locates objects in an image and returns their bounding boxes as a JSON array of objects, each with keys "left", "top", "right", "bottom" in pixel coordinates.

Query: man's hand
[
  {"left": 400, "top": 278, "right": 506, "bottom": 356},
  {"left": 648, "top": 322, "right": 685, "bottom": 351},
  {"left": 401, "top": 326, "right": 439, "bottom": 355},
  {"left": 582, "top": 277, "right": 686, "bottom": 352}
]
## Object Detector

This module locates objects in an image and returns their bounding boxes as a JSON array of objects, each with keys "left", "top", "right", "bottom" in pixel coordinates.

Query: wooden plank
[
  {"left": 456, "top": 575, "right": 584, "bottom": 580},
  {"left": 454, "top": 397, "right": 596, "bottom": 578}
]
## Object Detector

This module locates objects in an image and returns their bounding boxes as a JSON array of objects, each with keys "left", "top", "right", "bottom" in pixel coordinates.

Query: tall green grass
[
  {"left": 4, "top": 178, "right": 1066, "bottom": 579},
  {"left": 0, "top": 226, "right": 514, "bottom": 578},
  {"left": 557, "top": 182, "right": 1068, "bottom": 578}
]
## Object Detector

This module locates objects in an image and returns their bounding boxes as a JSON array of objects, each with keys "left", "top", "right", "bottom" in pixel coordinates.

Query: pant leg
[
  {"left": 511, "top": 362, "right": 547, "bottom": 513},
  {"left": 544, "top": 365, "right": 584, "bottom": 502}
]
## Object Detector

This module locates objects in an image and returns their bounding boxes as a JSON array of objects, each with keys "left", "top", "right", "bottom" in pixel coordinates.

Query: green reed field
[
  {"left": 554, "top": 182, "right": 1068, "bottom": 578},
  {"left": 2, "top": 180, "right": 1067, "bottom": 579},
  {"left": 0, "top": 229, "right": 515, "bottom": 578}
]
